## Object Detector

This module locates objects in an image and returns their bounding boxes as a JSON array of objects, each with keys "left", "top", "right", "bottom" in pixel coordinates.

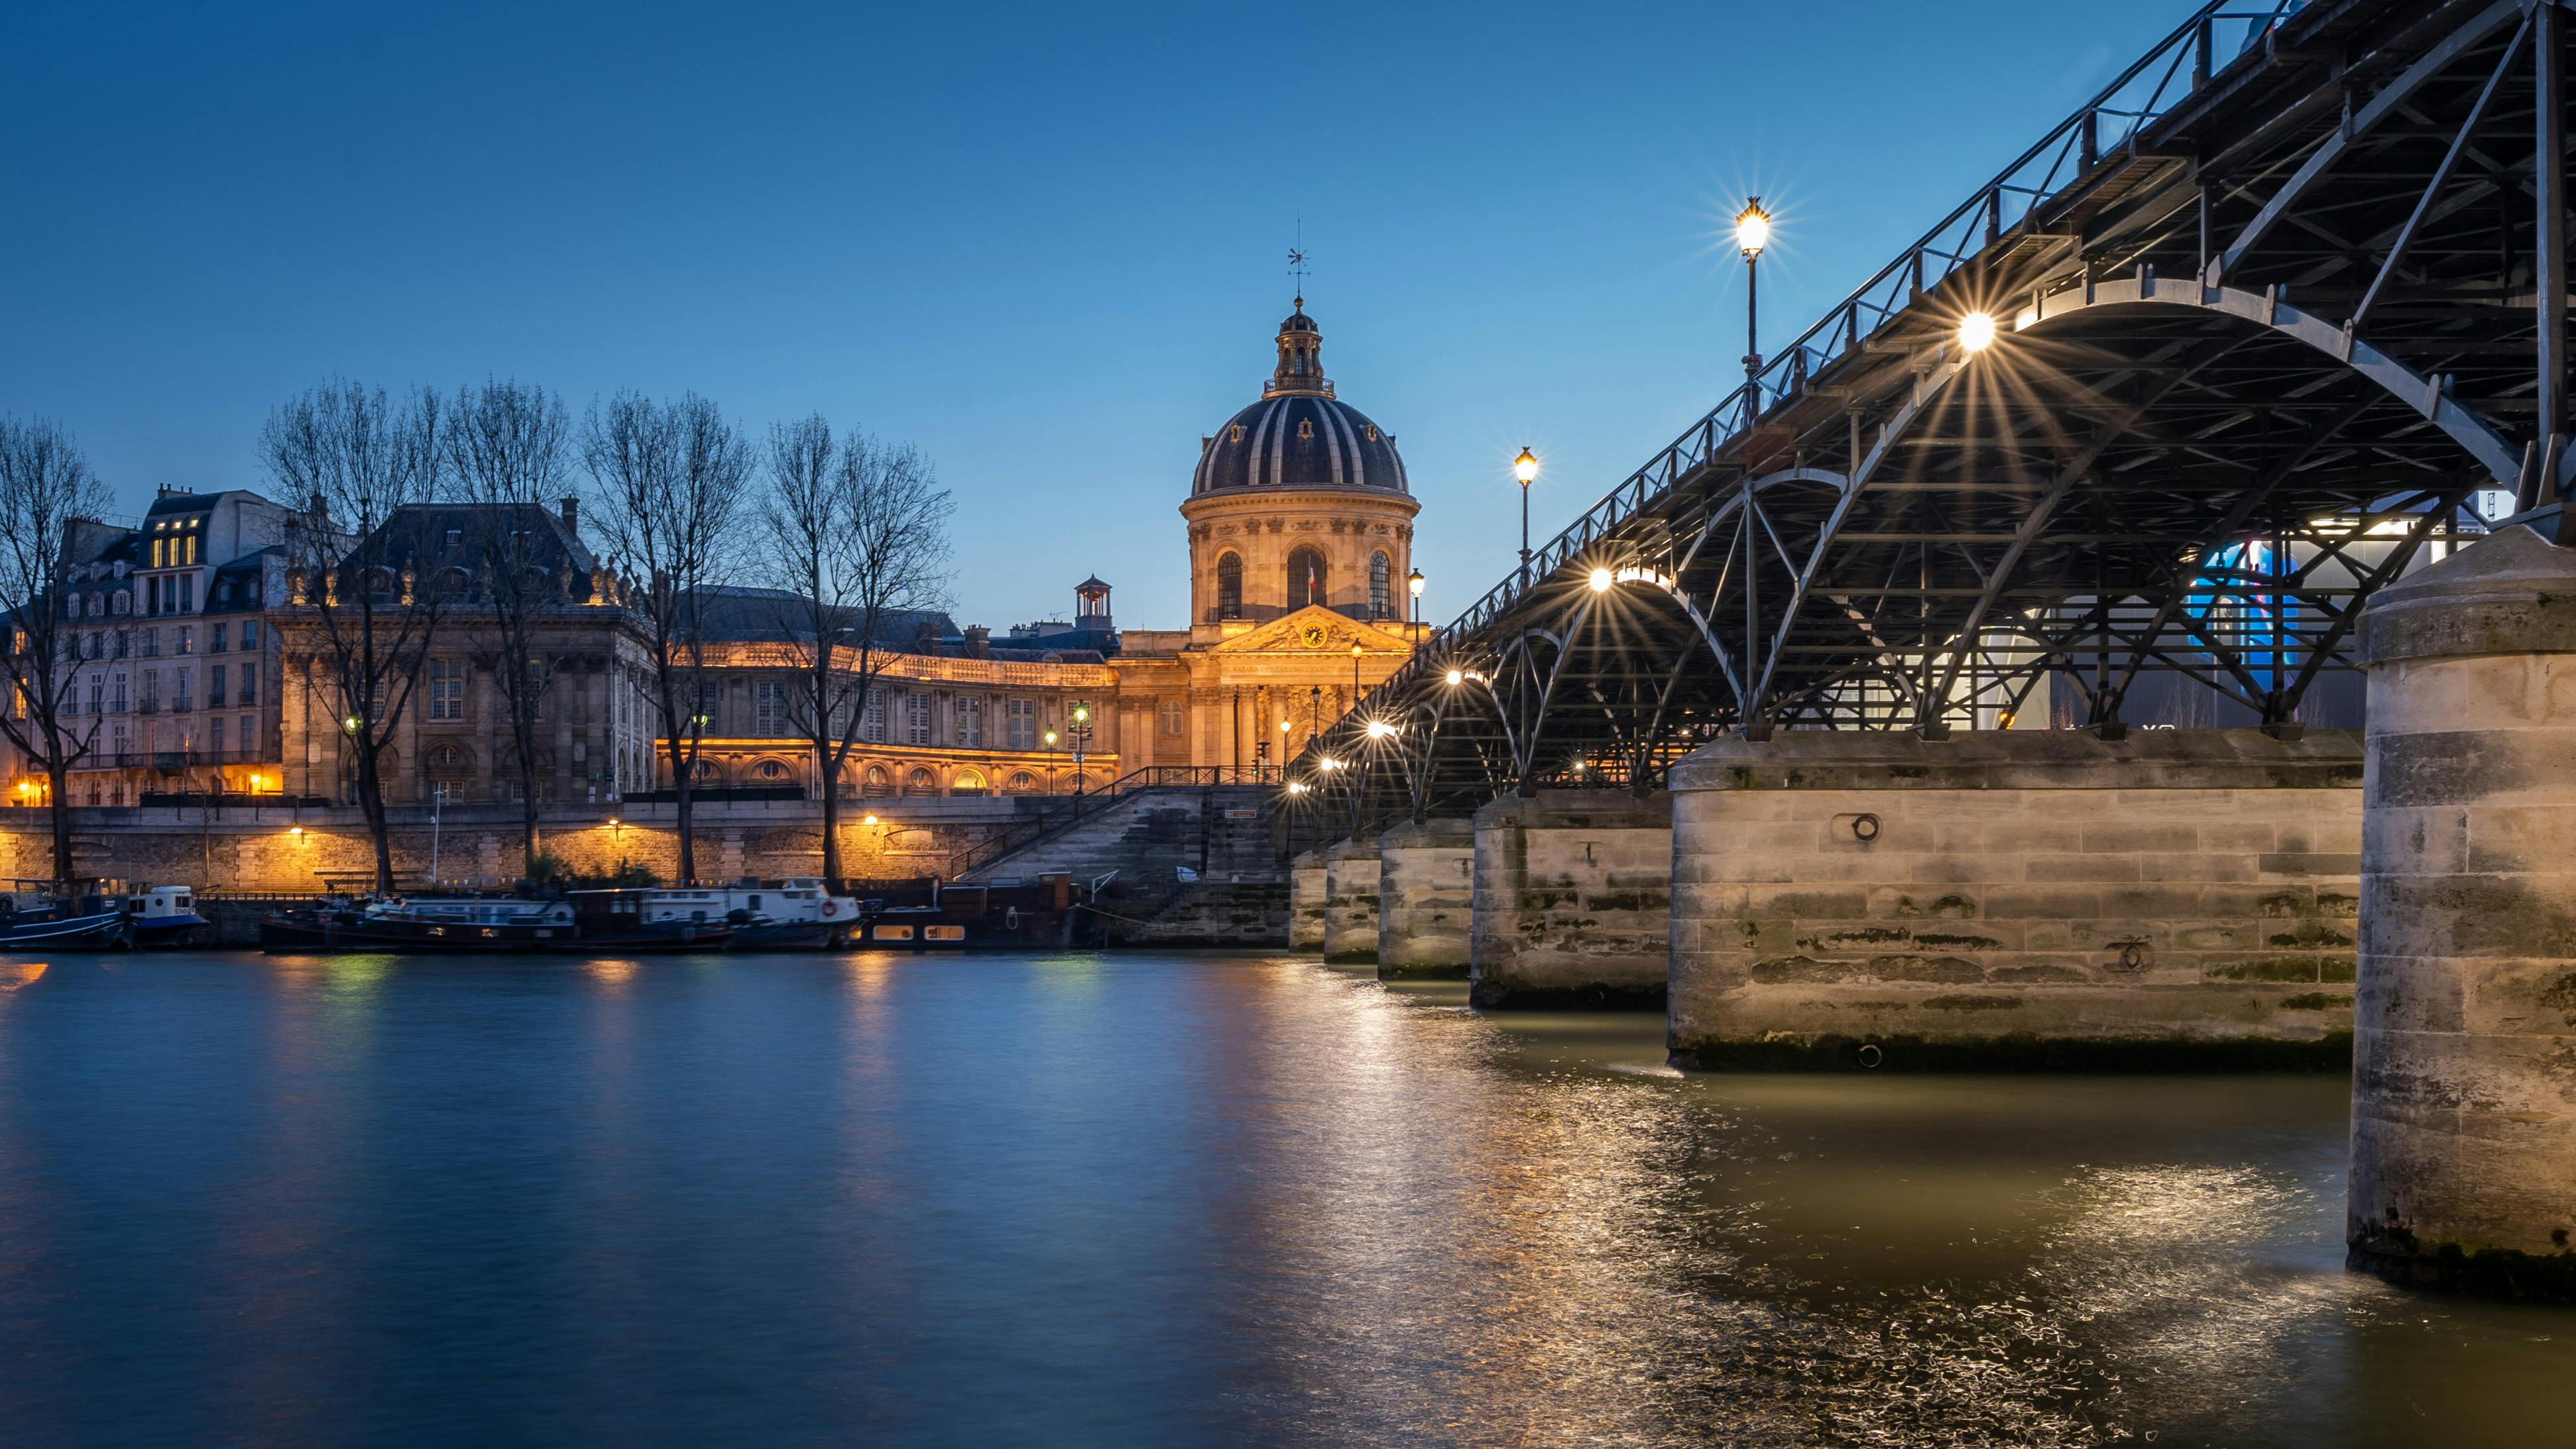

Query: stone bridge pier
[
  {"left": 1321, "top": 835, "right": 1381, "bottom": 966},
  {"left": 1469, "top": 791, "right": 1671, "bottom": 1010},
  {"left": 2349, "top": 528, "right": 2576, "bottom": 1300},
  {"left": 1666, "top": 729, "right": 2364, "bottom": 1071},
  {"left": 1375, "top": 818, "right": 1475, "bottom": 979}
]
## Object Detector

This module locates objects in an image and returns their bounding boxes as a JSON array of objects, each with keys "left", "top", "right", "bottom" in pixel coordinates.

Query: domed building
[{"left": 1100, "top": 299, "right": 1427, "bottom": 772}]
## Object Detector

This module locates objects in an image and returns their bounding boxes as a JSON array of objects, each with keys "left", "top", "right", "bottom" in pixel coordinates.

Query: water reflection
[{"left": 0, "top": 951, "right": 2562, "bottom": 1447}]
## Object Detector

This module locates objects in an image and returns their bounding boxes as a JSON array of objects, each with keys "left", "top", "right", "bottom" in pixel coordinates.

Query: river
[{"left": 0, "top": 950, "right": 2562, "bottom": 1447}]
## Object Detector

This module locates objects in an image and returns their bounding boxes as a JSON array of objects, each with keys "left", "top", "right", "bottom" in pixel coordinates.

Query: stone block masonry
[
  {"left": 1667, "top": 728, "right": 2363, "bottom": 1071},
  {"left": 1321, "top": 835, "right": 1381, "bottom": 965},
  {"left": 1470, "top": 790, "right": 1670, "bottom": 1010},
  {"left": 1375, "top": 817, "right": 1473, "bottom": 980},
  {"left": 1288, "top": 849, "right": 1327, "bottom": 953},
  {"left": 2349, "top": 526, "right": 2576, "bottom": 1301}
]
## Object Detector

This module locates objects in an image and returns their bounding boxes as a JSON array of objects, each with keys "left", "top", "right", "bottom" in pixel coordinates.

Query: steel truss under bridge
[{"left": 1291, "top": 0, "right": 2576, "bottom": 831}]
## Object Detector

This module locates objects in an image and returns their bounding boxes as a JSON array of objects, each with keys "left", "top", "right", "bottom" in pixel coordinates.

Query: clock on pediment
[{"left": 1298, "top": 622, "right": 1329, "bottom": 648}]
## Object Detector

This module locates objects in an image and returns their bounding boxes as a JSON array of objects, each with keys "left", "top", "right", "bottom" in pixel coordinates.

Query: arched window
[
  {"left": 754, "top": 760, "right": 789, "bottom": 781},
  {"left": 862, "top": 765, "right": 894, "bottom": 797},
  {"left": 690, "top": 758, "right": 719, "bottom": 782},
  {"left": 1215, "top": 552, "right": 1243, "bottom": 620},
  {"left": 952, "top": 770, "right": 988, "bottom": 797},
  {"left": 428, "top": 743, "right": 464, "bottom": 770},
  {"left": 1369, "top": 551, "right": 1391, "bottom": 617},
  {"left": 1287, "top": 546, "right": 1326, "bottom": 611},
  {"left": 1006, "top": 771, "right": 1038, "bottom": 795},
  {"left": 904, "top": 767, "right": 935, "bottom": 797}
]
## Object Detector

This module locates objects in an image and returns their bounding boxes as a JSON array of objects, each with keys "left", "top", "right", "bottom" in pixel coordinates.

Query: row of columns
[{"left": 1284, "top": 524, "right": 2576, "bottom": 1302}]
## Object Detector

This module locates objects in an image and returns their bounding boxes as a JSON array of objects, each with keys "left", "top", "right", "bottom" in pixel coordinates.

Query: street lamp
[
  {"left": 1513, "top": 448, "right": 1539, "bottom": 587},
  {"left": 1043, "top": 728, "right": 1059, "bottom": 796},
  {"left": 1958, "top": 310, "right": 1998, "bottom": 354},
  {"left": 1736, "top": 198, "right": 1772, "bottom": 406},
  {"left": 1407, "top": 566, "right": 1424, "bottom": 626},
  {"left": 1350, "top": 641, "right": 1364, "bottom": 704}
]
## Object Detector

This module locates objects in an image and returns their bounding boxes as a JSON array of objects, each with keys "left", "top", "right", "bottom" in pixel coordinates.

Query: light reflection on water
[{"left": 0, "top": 951, "right": 2564, "bottom": 1447}]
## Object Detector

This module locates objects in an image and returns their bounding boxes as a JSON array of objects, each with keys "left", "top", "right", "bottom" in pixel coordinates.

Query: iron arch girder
[{"left": 2015, "top": 280, "right": 2524, "bottom": 486}]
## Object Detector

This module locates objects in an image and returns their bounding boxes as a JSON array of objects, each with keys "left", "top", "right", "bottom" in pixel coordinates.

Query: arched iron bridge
[{"left": 1291, "top": 0, "right": 2575, "bottom": 829}]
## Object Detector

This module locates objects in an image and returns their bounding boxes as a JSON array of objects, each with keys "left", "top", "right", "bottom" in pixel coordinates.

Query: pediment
[{"left": 1214, "top": 607, "right": 1416, "bottom": 655}]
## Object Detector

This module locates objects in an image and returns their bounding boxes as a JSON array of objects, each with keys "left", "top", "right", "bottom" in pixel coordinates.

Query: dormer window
[
  {"left": 1230, "top": 424, "right": 1244, "bottom": 441},
  {"left": 1365, "top": 425, "right": 1380, "bottom": 442},
  {"left": 1297, "top": 419, "right": 1314, "bottom": 439}
]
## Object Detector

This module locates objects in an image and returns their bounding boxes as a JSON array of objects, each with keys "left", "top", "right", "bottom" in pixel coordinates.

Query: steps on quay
[{"left": 966, "top": 786, "right": 1281, "bottom": 885}]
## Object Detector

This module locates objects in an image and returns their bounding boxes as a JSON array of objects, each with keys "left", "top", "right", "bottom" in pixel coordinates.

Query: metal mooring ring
[
  {"left": 1856, "top": 1043, "right": 1885, "bottom": 1069},
  {"left": 2119, "top": 943, "right": 2146, "bottom": 970},
  {"left": 1850, "top": 813, "right": 1882, "bottom": 842}
]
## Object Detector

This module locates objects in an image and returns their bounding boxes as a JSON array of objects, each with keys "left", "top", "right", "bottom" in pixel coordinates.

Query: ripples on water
[{"left": 0, "top": 952, "right": 2564, "bottom": 1447}]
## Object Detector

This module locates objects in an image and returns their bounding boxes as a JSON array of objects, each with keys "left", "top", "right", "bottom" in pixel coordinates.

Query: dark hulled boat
[
  {"left": 847, "top": 874, "right": 1088, "bottom": 950},
  {"left": 0, "top": 881, "right": 136, "bottom": 951},
  {"left": 259, "top": 890, "right": 731, "bottom": 955}
]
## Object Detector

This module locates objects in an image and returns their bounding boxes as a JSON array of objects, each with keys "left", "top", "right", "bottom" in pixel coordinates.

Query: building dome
[{"left": 1191, "top": 304, "right": 1408, "bottom": 496}]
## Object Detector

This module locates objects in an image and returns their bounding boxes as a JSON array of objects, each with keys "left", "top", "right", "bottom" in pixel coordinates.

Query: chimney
[
  {"left": 559, "top": 496, "right": 580, "bottom": 536},
  {"left": 964, "top": 625, "right": 990, "bottom": 659}
]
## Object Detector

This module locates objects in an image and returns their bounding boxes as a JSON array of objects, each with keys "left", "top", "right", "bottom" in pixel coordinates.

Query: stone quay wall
[
  {"left": 1470, "top": 790, "right": 1670, "bottom": 1010},
  {"left": 2349, "top": 526, "right": 2576, "bottom": 1299},
  {"left": 1375, "top": 817, "right": 1474, "bottom": 980},
  {"left": 1321, "top": 835, "right": 1382, "bottom": 965},
  {"left": 0, "top": 796, "right": 1037, "bottom": 896},
  {"left": 1668, "top": 729, "right": 2363, "bottom": 1070}
]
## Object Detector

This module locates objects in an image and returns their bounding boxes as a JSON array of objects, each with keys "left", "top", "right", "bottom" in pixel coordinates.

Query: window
[
  {"left": 428, "top": 660, "right": 464, "bottom": 721},
  {"left": 1370, "top": 551, "right": 1391, "bottom": 617},
  {"left": 955, "top": 696, "right": 983, "bottom": 748},
  {"left": 430, "top": 743, "right": 464, "bottom": 769},
  {"left": 111, "top": 591, "right": 129, "bottom": 617},
  {"left": 1006, "top": 698, "right": 1035, "bottom": 750},
  {"left": 139, "top": 670, "right": 158, "bottom": 713},
  {"left": 208, "top": 717, "right": 225, "bottom": 752},
  {"left": 1297, "top": 418, "right": 1313, "bottom": 439},
  {"left": 209, "top": 665, "right": 225, "bottom": 709},
  {"left": 185, "top": 534, "right": 199, "bottom": 565},
  {"left": 177, "top": 626, "right": 193, "bottom": 656},
  {"left": 1216, "top": 551, "right": 1243, "bottom": 620},
  {"left": 150, "top": 538, "right": 165, "bottom": 569},
  {"left": 211, "top": 624, "right": 227, "bottom": 652},
  {"left": 1006, "top": 771, "right": 1038, "bottom": 795},
  {"left": 861, "top": 688, "right": 885, "bottom": 743},
  {"left": 905, "top": 767, "right": 935, "bottom": 796},
  {"left": 690, "top": 758, "right": 719, "bottom": 781},
  {"left": 693, "top": 683, "right": 721, "bottom": 732},
  {"left": 110, "top": 672, "right": 127, "bottom": 714},
  {"left": 141, "top": 628, "right": 158, "bottom": 658},
  {"left": 951, "top": 770, "right": 987, "bottom": 797},
  {"left": 241, "top": 620, "right": 259, "bottom": 650},
  {"left": 754, "top": 760, "right": 789, "bottom": 780},
  {"left": 238, "top": 662, "right": 256, "bottom": 705},
  {"left": 1287, "top": 546, "right": 1326, "bottom": 610},
  {"left": 178, "top": 575, "right": 193, "bottom": 612},
  {"left": 174, "top": 667, "right": 191, "bottom": 712},
  {"left": 1160, "top": 699, "right": 1185, "bottom": 736},
  {"left": 904, "top": 691, "right": 931, "bottom": 746},
  {"left": 863, "top": 765, "right": 892, "bottom": 797},
  {"left": 86, "top": 676, "right": 101, "bottom": 716},
  {"left": 239, "top": 714, "right": 255, "bottom": 750},
  {"left": 754, "top": 681, "right": 787, "bottom": 734}
]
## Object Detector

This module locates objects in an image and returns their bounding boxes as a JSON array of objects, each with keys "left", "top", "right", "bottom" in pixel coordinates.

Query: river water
[{"left": 0, "top": 951, "right": 2563, "bottom": 1447}]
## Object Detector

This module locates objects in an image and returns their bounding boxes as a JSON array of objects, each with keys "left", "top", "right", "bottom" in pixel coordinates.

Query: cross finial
[{"left": 1289, "top": 220, "right": 1309, "bottom": 308}]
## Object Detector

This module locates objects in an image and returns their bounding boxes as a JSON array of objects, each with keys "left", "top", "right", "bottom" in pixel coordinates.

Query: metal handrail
[
  {"left": 1344, "top": 0, "right": 2303, "bottom": 724},
  {"left": 947, "top": 766, "right": 1276, "bottom": 878}
]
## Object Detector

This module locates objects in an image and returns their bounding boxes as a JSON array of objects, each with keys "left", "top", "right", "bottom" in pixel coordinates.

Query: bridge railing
[{"left": 1346, "top": 0, "right": 2304, "bottom": 721}]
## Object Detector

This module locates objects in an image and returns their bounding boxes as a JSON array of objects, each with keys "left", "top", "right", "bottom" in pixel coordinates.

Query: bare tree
[
  {"left": 759, "top": 416, "right": 951, "bottom": 887},
  {"left": 263, "top": 380, "right": 449, "bottom": 894},
  {"left": 0, "top": 418, "right": 109, "bottom": 890},
  {"left": 582, "top": 392, "right": 747, "bottom": 883},
  {"left": 448, "top": 378, "right": 573, "bottom": 876}
]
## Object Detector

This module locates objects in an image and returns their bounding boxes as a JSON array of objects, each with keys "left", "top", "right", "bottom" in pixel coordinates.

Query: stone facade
[
  {"left": 1321, "top": 834, "right": 1381, "bottom": 965},
  {"left": 2350, "top": 526, "right": 2576, "bottom": 1299},
  {"left": 1470, "top": 790, "right": 1670, "bottom": 1010},
  {"left": 1374, "top": 817, "right": 1474, "bottom": 979},
  {"left": 1668, "top": 729, "right": 2363, "bottom": 1070}
]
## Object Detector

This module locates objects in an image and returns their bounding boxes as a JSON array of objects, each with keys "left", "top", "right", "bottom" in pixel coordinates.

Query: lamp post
[
  {"left": 1735, "top": 198, "right": 1772, "bottom": 410},
  {"left": 1407, "top": 566, "right": 1424, "bottom": 630},
  {"left": 1513, "top": 448, "right": 1539, "bottom": 587},
  {"left": 1044, "top": 728, "right": 1059, "bottom": 796},
  {"left": 1350, "top": 641, "right": 1363, "bottom": 705}
]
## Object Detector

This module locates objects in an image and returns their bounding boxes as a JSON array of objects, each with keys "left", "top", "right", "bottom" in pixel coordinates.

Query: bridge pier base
[
  {"left": 1376, "top": 818, "right": 1474, "bottom": 980},
  {"left": 1288, "top": 848, "right": 1327, "bottom": 954},
  {"left": 1321, "top": 835, "right": 1381, "bottom": 966},
  {"left": 1470, "top": 790, "right": 1671, "bottom": 1010},
  {"left": 1666, "top": 729, "right": 2363, "bottom": 1071},
  {"left": 2350, "top": 528, "right": 2576, "bottom": 1301}
]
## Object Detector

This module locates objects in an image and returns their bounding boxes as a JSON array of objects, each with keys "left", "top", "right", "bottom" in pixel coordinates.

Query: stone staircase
[{"left": 963, "top": 785, "right": 1282, "bottom": 886}]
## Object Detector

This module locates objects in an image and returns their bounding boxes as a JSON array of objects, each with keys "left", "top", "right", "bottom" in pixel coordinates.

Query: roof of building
[{"left": 1191, "top": 305, "right": 1407, "bottom": 498}]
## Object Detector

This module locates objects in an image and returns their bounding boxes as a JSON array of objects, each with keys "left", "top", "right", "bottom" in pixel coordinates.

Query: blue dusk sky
[{"left": 1, "top": 1, "right": 2198, "bottom": 632}]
